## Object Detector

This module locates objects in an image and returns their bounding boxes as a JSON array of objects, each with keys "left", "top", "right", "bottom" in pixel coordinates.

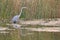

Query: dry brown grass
[{"left": 1, "top": 0, "right": 60, "bottom": 19}]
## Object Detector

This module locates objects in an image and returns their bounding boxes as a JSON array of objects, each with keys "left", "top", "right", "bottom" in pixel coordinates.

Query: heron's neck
[{"left": 18, "top": 8, "right": 23, "bottom": 17}]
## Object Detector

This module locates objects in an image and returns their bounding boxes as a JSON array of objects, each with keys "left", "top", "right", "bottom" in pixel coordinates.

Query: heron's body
[
  {"left": 12, "top": 15, "right": 19, "bottom": 23},
  {"left": 12, "top": 7, "right": 27, "bottom": 23}
]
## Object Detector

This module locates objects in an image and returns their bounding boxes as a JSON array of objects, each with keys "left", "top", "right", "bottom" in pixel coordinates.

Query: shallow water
[{"left": 0, "top": 23, "right": 60, "bottom": 40}]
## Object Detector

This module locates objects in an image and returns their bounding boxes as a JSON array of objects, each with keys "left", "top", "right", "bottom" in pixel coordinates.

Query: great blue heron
[{"left": 12, "top": 7, "right": 27, "bottom": 23}]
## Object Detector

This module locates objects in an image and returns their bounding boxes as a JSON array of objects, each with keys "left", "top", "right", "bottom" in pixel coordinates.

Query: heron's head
[{"left": 21, "top": 7, "right": 27, "bottom": 9}]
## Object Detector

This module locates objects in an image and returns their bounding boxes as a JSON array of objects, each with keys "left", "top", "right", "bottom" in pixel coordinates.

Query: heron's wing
[{"left": 12, "top": 15, "right": 19, "bottom": 21}]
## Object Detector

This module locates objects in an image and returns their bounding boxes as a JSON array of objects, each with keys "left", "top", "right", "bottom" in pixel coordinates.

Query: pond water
[{"left": 0, "top": 24, "right": 60, "bottom": 40}]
